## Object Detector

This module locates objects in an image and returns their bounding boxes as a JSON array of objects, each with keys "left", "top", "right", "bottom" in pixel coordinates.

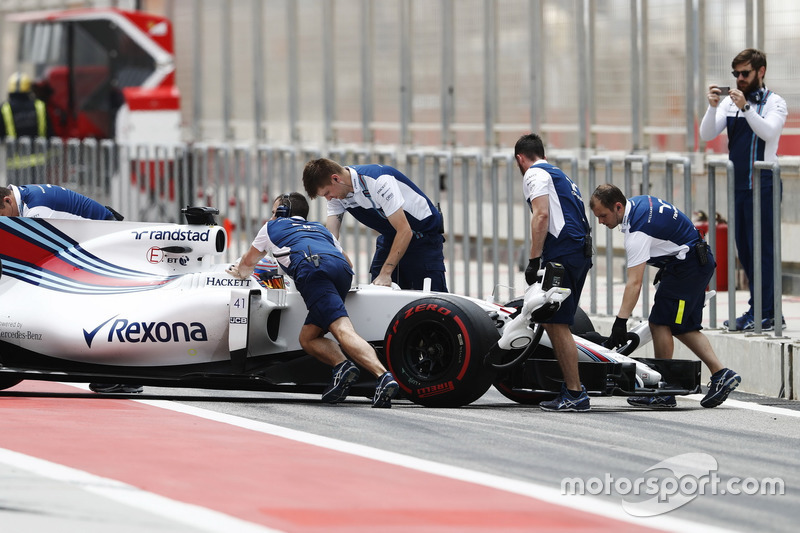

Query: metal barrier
[
  {"left": 0, "top": 138, "right": 788, "bottom": 334},
  {"left": 753, "top": 161, "right": 785, "bottom": 338},
  {"left": 588, "top": 156, "right": 612, "bottom": 315},
  {"left": 705, "top": 159, "right": 735, "bottom": 329},
  {"left": 664, "top": 156, "right": 693, "bottom": 214}
]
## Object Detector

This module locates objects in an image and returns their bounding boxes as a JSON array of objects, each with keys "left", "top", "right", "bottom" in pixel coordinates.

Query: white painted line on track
[
  {"left": 135, "top": 397, "right": 733, "bottom": 533},
  {"left": 683, "top": 394, "right": 800, "bottom": 417},
  {"left": 0, "top": 447, "right": 283, "bottom": 533}
]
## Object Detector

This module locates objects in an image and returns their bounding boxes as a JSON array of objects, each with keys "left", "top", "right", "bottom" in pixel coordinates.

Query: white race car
[{"left": 0, "top": 208, "right": 700, "bottom": 407}]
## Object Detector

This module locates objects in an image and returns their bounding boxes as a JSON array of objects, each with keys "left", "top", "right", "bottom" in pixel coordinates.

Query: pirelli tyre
[
  {"left": 492, "top": 303, "right": 595, "bottom": 405},
  {"left": 384, "top": 296, "right": 499, "bottom": 407}
]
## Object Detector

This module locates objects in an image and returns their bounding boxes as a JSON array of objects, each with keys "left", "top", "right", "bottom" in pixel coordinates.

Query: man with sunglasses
[{"left": 700, "top": 48, "right": 788, "bottom": 332}]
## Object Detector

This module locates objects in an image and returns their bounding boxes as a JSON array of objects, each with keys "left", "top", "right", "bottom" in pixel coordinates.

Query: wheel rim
[{"left": 401, "top": 320, "right": 458, "bottom": 382}]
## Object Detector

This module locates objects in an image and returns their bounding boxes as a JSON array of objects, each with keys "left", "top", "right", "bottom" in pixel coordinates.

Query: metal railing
[{"left": 1, "top": 136, "right": 788, "bottom": 337}]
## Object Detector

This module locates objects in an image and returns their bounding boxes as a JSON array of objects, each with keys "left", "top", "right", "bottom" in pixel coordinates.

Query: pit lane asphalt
[{"left": 2, "top": 385, "right": 797, "bottom": 532}]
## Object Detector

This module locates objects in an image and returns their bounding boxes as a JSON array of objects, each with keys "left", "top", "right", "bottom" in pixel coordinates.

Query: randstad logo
[
  {"left": 561, "top": 452, "right": 784, "bottom": 516},
  {"left": 84, "top": 316, "right": 208, "bottom": 347}
]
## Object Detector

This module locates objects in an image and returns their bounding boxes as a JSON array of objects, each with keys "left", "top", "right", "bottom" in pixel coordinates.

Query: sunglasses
[{"left": 732, "top": 69, "right": 752, "bottom": 79}]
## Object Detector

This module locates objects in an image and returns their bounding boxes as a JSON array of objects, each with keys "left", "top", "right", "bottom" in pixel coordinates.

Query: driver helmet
[{"left": 254, "top": 256, "right": 284, "bottom": 289}]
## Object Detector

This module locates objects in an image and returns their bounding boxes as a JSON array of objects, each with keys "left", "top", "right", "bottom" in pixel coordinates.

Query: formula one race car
[{"left": 0, "top": 208, "right": 701, "bottom": 407}]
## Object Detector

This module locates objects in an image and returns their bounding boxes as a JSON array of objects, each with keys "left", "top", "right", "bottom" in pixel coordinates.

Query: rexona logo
[{"left": 83, "top": 315, "right": 208, "bottom": 347}]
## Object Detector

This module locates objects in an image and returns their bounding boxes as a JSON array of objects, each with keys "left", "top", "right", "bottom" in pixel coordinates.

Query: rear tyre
[
  {"left": 492, "top": 300, "right": 595, "bottom": 405},
  {"left": 384, "top": 296, "right": 499, "bottom": 407},
  {"left": 571, "top": 307, "right": 595, "bottom": 335}
]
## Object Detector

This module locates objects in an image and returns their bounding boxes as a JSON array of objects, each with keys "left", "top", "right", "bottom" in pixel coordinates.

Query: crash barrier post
[
  {"left": 66, "top": 138, "right": 81, "bottom": 189},
  {"left": 664, "top": 155, "right": 693, "bottom": 215},
  {"left": 705, "top": 159, "right": 736, "bottom": 329},
  {"left": 488, "top": 152, "right": 516, "bottom": 299},
  {"left": 588, "top": 156, "right": 612, "bottom": 315},
  {"left": 83, "top": 138, "right": 100, "bottom": 202},
  {"left": 449, "top": 151, "right": 483, "bottom": 297},
  {"left": 752, "top": 161, "right": 785, "bottom": 338},
  {"left": 99, "top": 139, "right": 119, "bottom": 213},
  {"left": 405, "top": 150, "right": 470, "bottom": 291},
  {"left": 623, "top": 154, "right": 651, "bottom": 316},
  {"left": 233, "top": 145, "right": 252, "bottom": 257}
]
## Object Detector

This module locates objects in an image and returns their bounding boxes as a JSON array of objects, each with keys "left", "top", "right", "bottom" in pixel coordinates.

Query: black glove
[
  {"left": 608, "top": 316, "right": 629, "bottom": 348},
  {"left": 653, "top": 267, "right": 664, "bottom": 286},
  {"left": 525, "top": 257, "right": 543, "bottom": 286}
]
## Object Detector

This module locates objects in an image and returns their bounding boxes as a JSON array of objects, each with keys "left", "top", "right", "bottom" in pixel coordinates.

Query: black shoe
[
  {"left": 321, "top": 360, "right": 360, "bottom": 403},
  {"left": 627, "top": 395, "right": 677, "bottom": 408},
  {"left": 89, "top": 383, "right": 143, "bottom": 394},
  {"left": 539, "top": 384, "right": 590, "bottom": 412},
  {"left": 700, "top": 368, "right": 741, "bottom": 408},
  {"left": 372, "top": 372, "right": 399, "bottom": 408}
]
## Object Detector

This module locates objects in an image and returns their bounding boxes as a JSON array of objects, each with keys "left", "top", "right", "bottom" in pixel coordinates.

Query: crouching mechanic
[
  {"left": 227, "top": 192, "right": 399, "bottom": 408},
  {"left": 589, "top": 184, "right": 741, "bottom": 408}
]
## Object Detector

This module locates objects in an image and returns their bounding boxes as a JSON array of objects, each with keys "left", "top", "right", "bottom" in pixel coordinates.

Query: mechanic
[
  {"left": 515, "top": 133, "right": 593, "bottom": 412},
  {"left": 0, "top": 184, "right": 137, "bottom": 394},
  {"left": 0, "top": 184, "right": 117, "bottom": 220},
  {"left": 699, "top": 48, "right": 788, "bottom": 332},
  {"left": 302, "top": 158, "right": 447, "bottom": 292},
  {"left": 227, "top": 192, "right": 400, "bottom": 408},
  {"left": 590, "top": 183, "right": 741, "bottom": 409}
]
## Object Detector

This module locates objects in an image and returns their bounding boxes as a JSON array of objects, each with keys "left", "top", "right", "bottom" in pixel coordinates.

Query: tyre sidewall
[{"left": 384, "top": 296, "right": 498, "bottom": 407}]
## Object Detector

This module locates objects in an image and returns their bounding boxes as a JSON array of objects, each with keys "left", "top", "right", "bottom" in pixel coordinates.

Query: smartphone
[{"left": 718, "top": 86, "right": 730, "bottom": 96}]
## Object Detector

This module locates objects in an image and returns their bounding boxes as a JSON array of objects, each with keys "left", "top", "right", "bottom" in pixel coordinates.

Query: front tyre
[{"left": 384, "top": 296, "right": 499, "bottom": 407}]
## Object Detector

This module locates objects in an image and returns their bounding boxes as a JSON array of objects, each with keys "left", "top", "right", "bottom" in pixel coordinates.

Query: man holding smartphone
[{"left": 699, "top": 48, "right": 788, "bottom": 332}]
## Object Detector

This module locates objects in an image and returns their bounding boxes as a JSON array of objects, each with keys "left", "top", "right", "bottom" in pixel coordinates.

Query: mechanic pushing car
[
  {"left": 590, "top": 183, "right": 741, "bottom": 409},
  {"left": 227, "top": 192, "right": 400, "bottom": 408}
]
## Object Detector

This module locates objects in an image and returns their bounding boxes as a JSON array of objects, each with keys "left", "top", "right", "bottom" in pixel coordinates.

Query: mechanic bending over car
[
  {"left": 0, "top": 184, "right": 137, "bottom": 394},
  {"left": 227, "top": 192, "right": 400, "bottom": 408},
  {"left": 302, "top": 157, "right": 447, "bottom": 292},
  {"left": 515, "top": 133, "right": 594, "bottom": 412},
  {"left": 590, "top": 183, "right": 741, "bottom": 409}
]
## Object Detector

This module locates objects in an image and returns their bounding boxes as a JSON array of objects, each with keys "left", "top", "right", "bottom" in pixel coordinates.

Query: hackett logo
[
  {"left": 83, "top": 316, "right": 208, "bottom": 347},
  {"left": 206, "top": 277, "right": 251, "bottom": 287},
  {"left": 131, "top": 229, "right": 211, "bottom": 241}
]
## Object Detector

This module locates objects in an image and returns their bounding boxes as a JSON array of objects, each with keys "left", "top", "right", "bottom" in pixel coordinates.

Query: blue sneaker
[
  {"left": 724, "top": 312, "right": 786, "bottom": 332},
  {"left": 627, "top": 395, "right": 676, "bottom": 408},
  {"left": 322, "top": 360, "right": 360, "bottom": 403},
  {"left": 700, "top": 368, "right": 741, "bottom": 408},
  {"left": 760, "top": 316, "right": 787, "bottom": 332},
  {"left": 723, "top": 311, "right": 754, "bottom": 331},
  {"left": 540, "top": 384, "right": 590, "bottom": 412},
  {"left": 372, "top": 372, "right": 399, "bottom": 408}
]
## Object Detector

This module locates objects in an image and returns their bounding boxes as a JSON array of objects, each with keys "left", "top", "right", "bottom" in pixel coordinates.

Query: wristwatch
[{"left": 743, "top": 104, "right": 751, "bottom": 112}]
